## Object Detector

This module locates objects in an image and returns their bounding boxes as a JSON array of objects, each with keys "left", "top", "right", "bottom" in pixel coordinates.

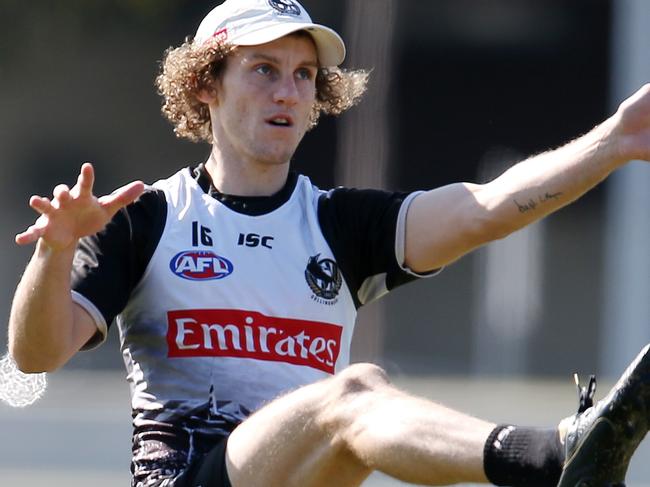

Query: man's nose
[{"left": 273, "top": 75, "right": 299, "bottom": 106}]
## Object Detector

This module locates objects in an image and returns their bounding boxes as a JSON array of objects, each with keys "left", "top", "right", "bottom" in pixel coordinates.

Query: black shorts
[
  {"left": 132, "top": 420, "right": 236, "bottom": 487},
  {"left": 174, "top": 436, "right": 232, "bottom": 487}
]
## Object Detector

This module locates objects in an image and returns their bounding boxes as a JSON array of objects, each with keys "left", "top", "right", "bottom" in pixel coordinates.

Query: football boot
[{"left": 557, "top": 344, "right": 650, "bottom": 487}]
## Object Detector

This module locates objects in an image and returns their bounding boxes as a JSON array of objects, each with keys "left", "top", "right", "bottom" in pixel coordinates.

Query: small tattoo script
[
  {"left": 514, "top": 191, "right": 563, "bottom": 213},
  {"left": 540, "top": 191, "right": 563, "bottom": 202}
]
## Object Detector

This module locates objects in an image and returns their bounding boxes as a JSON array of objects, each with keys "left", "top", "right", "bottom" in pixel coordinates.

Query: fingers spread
[
  {"left": 77, "top": 163, "right": 95, "bottom": 197},
  {"left": 53, "top": 184, "right": 72, "bottom": 206},
  {"left": 29, "top": 196, "right": 54, "bottom": 215},
  {"left": 98, "top": 181, "right": 145, "bottom": 214},
  {"left": 15, "top": 224, "right": 44, "bottom": 246}
]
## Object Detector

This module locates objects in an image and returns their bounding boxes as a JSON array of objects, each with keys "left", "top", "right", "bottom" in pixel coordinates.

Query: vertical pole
[
  {"left": 472, "top": 149, "right": 544, "bottom": 375},
  {"left": 338, "top": 0, "right": 396, "bottom": 363},
  {"left": 601, "top": 0, "right": 650, "bottom": 376}
]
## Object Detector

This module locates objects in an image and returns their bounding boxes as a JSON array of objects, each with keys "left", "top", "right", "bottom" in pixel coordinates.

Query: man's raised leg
[{"left": 224, "top": 363, "right": 495, "bottom": 487}]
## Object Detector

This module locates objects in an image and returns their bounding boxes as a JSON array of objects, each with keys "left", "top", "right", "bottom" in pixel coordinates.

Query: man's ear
[{"left": 196, "top": 87, "right": 218, "bottom": 105}]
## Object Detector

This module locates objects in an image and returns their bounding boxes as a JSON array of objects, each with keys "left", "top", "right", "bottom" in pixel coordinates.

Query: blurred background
[{"left": 1, "top": 0, "right": 649, "bottom": 485}]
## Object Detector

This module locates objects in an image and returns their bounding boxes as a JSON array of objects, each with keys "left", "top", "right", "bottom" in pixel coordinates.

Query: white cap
[{"left": 194, "top": 0, "right": 346, "bottom": 67}]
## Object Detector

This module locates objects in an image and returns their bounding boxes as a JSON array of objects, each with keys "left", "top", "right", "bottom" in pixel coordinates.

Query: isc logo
[
  {"left": 170, "top": 250, "right": 233, "bottom": 281},
  {"left": 238, "top": 233, "right": 274, "bottom": 249}
]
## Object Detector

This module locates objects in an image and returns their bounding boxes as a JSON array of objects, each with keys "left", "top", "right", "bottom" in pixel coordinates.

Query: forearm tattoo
[{"left": 514, "top": 191, "right": 563, "bottom": 213}]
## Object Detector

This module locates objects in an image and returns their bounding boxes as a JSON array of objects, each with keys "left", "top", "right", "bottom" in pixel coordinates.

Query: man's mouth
[{"left": 266, "top": 116, "right": 294, "bottom": 127}]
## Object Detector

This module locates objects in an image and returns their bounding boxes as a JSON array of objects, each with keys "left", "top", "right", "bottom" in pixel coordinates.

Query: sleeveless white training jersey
[{"left": 71, "top": 165, "right": 430, "bottom": 485}]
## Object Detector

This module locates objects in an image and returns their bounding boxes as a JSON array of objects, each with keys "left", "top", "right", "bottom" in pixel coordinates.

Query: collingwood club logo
[
  {"left": 305, "top": 254, "right": 342, "bottom": 304},
  {"left": 268, "top": 0, "right": 301, "bottom": 16}
]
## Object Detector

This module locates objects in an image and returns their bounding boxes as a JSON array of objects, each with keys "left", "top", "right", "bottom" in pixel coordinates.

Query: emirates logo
[
  {"left": 305, "top": 254, "right": 342, "bottom": 303},
  {"left": 167, "top": 309, "right": 342, "bottom": 374},
  {"left": 268, "top": 0, "right": 301, "bottom": 16}
]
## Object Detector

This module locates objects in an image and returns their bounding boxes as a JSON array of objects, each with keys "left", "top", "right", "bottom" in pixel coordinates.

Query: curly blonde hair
[{"left": 156, "top": 34, "right": 369, "bottom": 143}]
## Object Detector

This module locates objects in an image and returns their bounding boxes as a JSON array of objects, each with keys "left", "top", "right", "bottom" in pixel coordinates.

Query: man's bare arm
[
  {"left": 8, "top": 243, "right": 97, "bottom": 373},
  {"left": 8, "top": 163, "right": 144, "bottom": 372},
  {"left": 404, "top": 84, "right": 650, "bottom": 273}
]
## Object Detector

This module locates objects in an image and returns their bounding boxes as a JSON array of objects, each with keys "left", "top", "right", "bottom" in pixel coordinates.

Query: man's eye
[
  {"left": 255, "top": 65, "right": 272, "bottom": 75},
  {"left": 296, "top": 68, "right": 314, "bottom": 81}
]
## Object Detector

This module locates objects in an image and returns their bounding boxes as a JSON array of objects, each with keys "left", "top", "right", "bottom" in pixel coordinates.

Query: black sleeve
[
  {"left": 317, "top": 187, "right": 423, "bottom": 308},
  {"left": 71, "top": 187, "right": 167, "bottom": 328}
]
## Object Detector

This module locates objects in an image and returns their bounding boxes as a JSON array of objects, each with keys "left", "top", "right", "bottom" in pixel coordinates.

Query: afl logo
[
  {"left": 268, "top": 0, "right": 301, "bottom": 16},
  {"left": 305, "top": 254, "right": 342, "bottom": 301},
  {"left": 170, "top": 250, "right": 233, "bottom": 281}
]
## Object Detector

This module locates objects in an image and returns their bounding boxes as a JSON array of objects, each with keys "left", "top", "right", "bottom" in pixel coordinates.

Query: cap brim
[{"left": 233, "top": 22, "right": 346, "bottom": 67}]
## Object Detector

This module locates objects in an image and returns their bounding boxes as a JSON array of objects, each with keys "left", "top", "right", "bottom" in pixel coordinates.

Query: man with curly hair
[{"left": 8, "top": 0, "right": 650, "bottom": 486}]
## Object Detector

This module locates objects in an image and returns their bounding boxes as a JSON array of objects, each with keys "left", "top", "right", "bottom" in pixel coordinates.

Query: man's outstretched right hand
[{"left": 15, "top": 163, "right": 145, "bottom": 251}]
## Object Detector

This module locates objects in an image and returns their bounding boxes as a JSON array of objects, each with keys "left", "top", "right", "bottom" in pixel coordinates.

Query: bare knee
[
  {"left": 335, "top": 363, "right": 390, "bottom": 395},
  {"left": 312, "top": 364, "right": 399, "bottom": 467},
  {"left": 317, "top": 363, "right": 391, "bottom": 436},
  {"left": 317, "top": 363, "right": 391, "bottom": 421}
]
